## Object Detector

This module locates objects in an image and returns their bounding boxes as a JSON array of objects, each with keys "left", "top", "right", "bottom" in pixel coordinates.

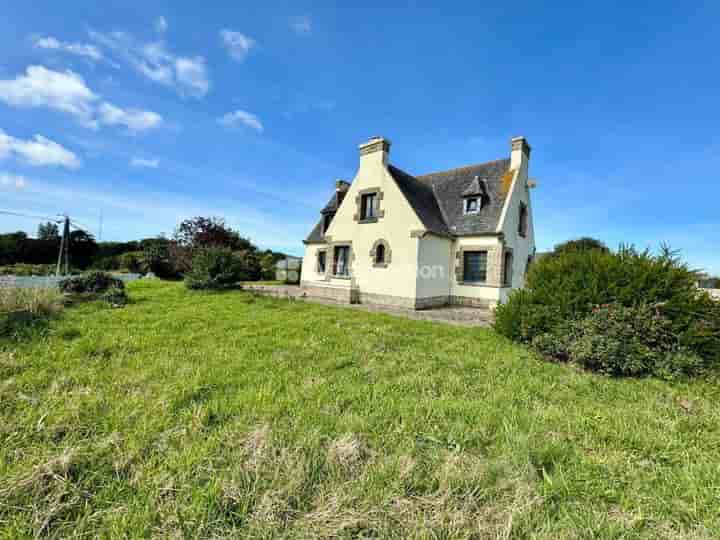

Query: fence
[{"left": 0, "top": 273, "right": 142, "bottom": 289}]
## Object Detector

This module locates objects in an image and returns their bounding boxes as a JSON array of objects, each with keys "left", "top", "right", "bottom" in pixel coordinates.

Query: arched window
[
  {"left": 371, "top": 239, "right": 391, "bottom": 268},
  {"left": 375, "top": 243, "right": 385, "bottom": 264}
]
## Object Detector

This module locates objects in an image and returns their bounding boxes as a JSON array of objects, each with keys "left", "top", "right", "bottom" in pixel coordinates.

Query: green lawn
[{"left": 1, "top": 281, "right": 718, "bottom": 539}]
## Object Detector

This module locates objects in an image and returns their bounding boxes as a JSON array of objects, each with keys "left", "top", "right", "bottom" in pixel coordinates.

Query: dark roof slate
[
  {"left": 417, "top": 158, "right": 511, "bottom": 236},
  {"left": 387, "top": 165, "right": 450, "bottom": 236}
]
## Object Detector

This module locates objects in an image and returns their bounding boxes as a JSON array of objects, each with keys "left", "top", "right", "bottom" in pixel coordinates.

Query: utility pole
[
  {"left": 98, "top": 210, "right": 103, "bottom": 242},
  {"left": 55, "top": 215, "right": 71, "bottom": 276}
]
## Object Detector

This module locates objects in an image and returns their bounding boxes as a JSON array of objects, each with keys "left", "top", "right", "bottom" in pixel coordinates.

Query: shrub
[
  {"left": 119, "top": 252, "right": 144, "bottom": 273},
  {"left": 102, "top": 284, "right": 128, "bottom": 307},
  {"left": 143, "top": 242, "right": 177, "bottom": 279},
  {"left": 59, "top": 272, "right": 125, "bottom": 294},
  {"left": 565, "top": 304, "right": 704, "bottom": 377},
  {"left": 184, "top": 248, "right": 243, "bottom": 290},
  {"left": 495, "top": 246, "right": 720, "bottom": 377}
]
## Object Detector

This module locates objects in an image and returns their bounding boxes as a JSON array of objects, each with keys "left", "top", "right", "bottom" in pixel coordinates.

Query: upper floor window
[
  {"left": 464, "top": 197, "right": 480, "bottom": 214},
  {"left": 361, "top": 192, "right": 377, "bottom": 220},
  {"left": 463, "top": 251, "right": 488, "bottom": 283},
  {"left": 518, "top": 203, "right": 528, "bottom": 237},
  {"left": 333, "top": 245, "right": 350, "bottom": 277}
]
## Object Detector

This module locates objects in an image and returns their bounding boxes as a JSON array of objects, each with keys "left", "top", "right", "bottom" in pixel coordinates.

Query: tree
[
  {"left": 69, "top": 229, "right": 99, "bottom": 269},
  {"left": 174, "top": 217, "right": 252, "bottom": 251},
  {"left": 552, "top": 237, "right": 609, "bottom": 256},
  {"left": 37, "top": 222, "right": 60, "bottom": 241},
  {"left": 171, "top": 217, "right": 256, "bottom": 275}
]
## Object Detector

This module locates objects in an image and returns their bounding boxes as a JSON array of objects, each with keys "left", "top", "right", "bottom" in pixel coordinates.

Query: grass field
[{"left": 1, "top": 281, "right": 718, "bottom": 539}]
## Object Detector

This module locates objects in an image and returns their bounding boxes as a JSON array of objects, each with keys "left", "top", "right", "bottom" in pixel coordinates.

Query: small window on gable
[
  {"left": 518, "top": 203, "right": 528, "bottom": 237},
  {"left": 503, "top": 251, "right": 513, "bottom": 286},
  {"left": 361, "top": 193, "right": 377, "bottom": 220},
  {"left": 464, "top": 197, "right": 480, "bottom": 214},
  {"left": 375, "top": 243, "right": 385, "bottom": 264}
]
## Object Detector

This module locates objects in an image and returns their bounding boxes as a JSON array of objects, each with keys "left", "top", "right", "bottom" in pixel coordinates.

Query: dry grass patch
[{"left": 327, "top": 433, "right": 371, "bottom": 473}]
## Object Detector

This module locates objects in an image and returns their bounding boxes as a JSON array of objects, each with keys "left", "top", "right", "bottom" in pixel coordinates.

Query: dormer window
[
  {"left": 322, "top": 212, "right": 334, "bottom": 234},
  {"left": 464, "top": 197, "right": 480, "bottom": 214}
]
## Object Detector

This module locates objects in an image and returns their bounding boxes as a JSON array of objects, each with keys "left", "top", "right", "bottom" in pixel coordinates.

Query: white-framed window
[
  {"left": 361, "top": 192, "right": 377, "bottom": 220},
  {"left": 464, "top": 197, "right": 480, "bottom": 214},
  {"left": 463, "top": 251, "right": 488, "bottom": 283},
  {"left": 333, "top": 245, "right": 350, "bottom": 277}
]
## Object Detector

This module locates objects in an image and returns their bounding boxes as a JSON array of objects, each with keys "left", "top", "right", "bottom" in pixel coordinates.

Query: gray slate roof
[
  {"left": 304, "top": 158, "right": 511, "bottom": 243},
  {"left": 416, "top": 158, "right": 511, "bottom": 236}
]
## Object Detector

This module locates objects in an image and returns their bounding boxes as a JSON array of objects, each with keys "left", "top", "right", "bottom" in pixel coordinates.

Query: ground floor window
[
  {"left": 463, "top": 251, "right": 487, "bottom": 283},
  {"left": 317, "top": 250, "right": 326, "bottom": 273},
  {"left": 333, "top": 246, "right": 350, "bottom": 277}
]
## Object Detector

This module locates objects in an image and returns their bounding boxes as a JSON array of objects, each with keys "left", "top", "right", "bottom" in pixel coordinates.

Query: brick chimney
[
  {"left": 358, "top": 136, "right": 391, "bottom": 168},
  {"left": 510, "top": 136, "right": 531, "bottom": 170}
]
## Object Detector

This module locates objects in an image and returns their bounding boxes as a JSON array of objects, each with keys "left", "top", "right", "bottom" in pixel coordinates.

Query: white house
[{"left": 300, "top": 136, "right": 536, "bottom": 310}]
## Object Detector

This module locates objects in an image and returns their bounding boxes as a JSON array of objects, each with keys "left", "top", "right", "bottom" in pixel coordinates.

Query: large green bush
[
  {"left": 184, "top": 248, "right": 244, "bottom": 290},
  {"left": 495, "top": 246, "right": 719, "bottom": 377}
]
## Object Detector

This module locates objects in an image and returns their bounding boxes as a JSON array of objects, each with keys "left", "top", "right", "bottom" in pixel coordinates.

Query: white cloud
[
  {"left": 0, "top": 173, "right": 29, "bottom": 189},
  {"left": 0, "top": 65, "right": 163, "bottom": 133},
  {"left": 32, "top": 36, "right": 103, "bottom": 61},
  {"left": 0, "top": 129, "right": 81, "bottom": 168},
  {"left": 88, "top": 29, "right": 210, "bottom": 98},
  {"left": 218, "top": 110, "right": 263, "bottom": 132},
  {"left": 0, "top": 65, "right": 98, "bottom": 125},
  {"left": 174, "top": 57, "right": 209, "bottom": 97},
  {"left": 130, "top": 157, "right": 159, "bottom": 168},
  {"left": 155, "top": 16, "right": 168, "bottom": 34},
  {"left": 290, "top": 15, "right": 312, "bottom": 35},
  {"left": 98, "top": 103, "right": 162, "bottom": 132},
  {"left": 219, "top": 30, "right": 255, "bottom": 62}
]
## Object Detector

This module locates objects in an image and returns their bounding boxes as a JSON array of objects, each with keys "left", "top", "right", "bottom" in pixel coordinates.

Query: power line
[{"left": 0, "top": 209, "right": 62, "bottom": 222}]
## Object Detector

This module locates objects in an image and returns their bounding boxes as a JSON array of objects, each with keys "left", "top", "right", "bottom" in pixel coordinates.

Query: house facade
[{"left": 300, "top": 136, "right": 536, "bottom": 310}]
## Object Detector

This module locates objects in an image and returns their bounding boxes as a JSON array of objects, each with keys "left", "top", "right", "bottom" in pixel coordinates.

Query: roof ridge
[{"left": 416, "top": 157, "right": 509, "bottom": 179}]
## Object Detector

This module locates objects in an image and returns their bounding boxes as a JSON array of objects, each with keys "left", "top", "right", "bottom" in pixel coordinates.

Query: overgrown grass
[{"left": 0, "top": 281, "right": 718, "bottom": 538}]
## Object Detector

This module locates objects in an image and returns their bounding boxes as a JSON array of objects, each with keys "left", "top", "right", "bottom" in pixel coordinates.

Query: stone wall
[{"left": 301, "top": 282, "right": 358, "bottom": 303}]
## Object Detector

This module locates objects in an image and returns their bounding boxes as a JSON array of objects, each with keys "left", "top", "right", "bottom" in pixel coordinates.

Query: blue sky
[{"left": 0, "top": 1, "right": 718, "bottom": 273}]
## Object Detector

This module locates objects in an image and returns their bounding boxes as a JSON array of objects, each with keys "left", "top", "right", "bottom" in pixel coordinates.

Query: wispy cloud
[
  {"left": 0, "top": 172, "right": 28, "bottom": 189},
  {"left": 88, "top": 29, "right": 210, "bottom": 98},
  {"left": 218, "top": 110, "right": 263, "bottom": 132},
  {"left": 130, "top": 157, "right": 159, "bottom": 168},
  {"left": 0, "top": 129, "right": 80, "bottom": 168},
  {"left": 32, "top": 35, "right": 103, "bottom": 61},
  {"left": 0, "top": 65, "right": 162, "bottom": 133},
  {"left": 219, "top": 29, "right": 255, "bottom": 62},
  {"left": 290, "top": 15, "right": 312, "bottom": 35}
]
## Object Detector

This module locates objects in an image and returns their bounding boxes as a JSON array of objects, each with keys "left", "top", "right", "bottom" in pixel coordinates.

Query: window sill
[
  {"left": 457, "top": 281, "right": 488, "bottom": 287},
  {"left": 332, "top": 275, "right": 351, "bottom": 280},
  {"left": 373, "top": 263, "right": 388, "bottom": 268},
  {"left": 359, "top": 217, "right": 378, "bottom": 224}
]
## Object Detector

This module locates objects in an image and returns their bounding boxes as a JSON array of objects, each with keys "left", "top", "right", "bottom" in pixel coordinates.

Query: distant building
[{"left": 275, "top": 256, "right": 302, "bottom": 284}]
